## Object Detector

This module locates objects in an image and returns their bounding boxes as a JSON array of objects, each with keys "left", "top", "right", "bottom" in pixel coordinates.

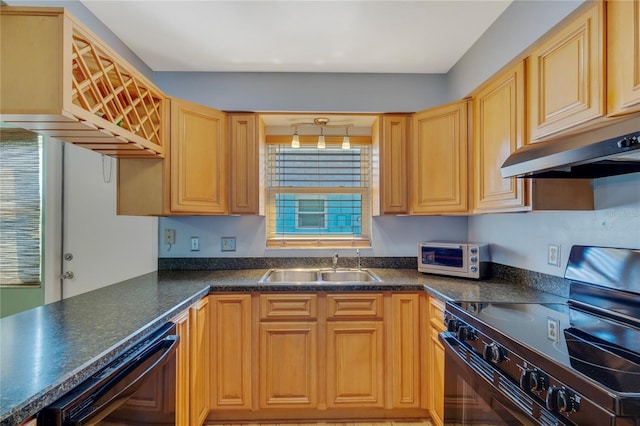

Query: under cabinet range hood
[{"left": 501, "top": 119, "right": 640, "bottom": 179}]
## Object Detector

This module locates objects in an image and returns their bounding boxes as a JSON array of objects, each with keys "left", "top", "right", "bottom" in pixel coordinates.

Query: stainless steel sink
[
  {"left": 258, "top": 268, "right": 381, "bottom": 284},
  {"left": 320, "top": 270, "right": 378, "bottom": 282}
]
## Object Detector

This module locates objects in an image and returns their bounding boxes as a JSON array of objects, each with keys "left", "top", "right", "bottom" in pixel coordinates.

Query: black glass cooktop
[{"left": 455, "top": 301, "right": 640, "bottom": 395}]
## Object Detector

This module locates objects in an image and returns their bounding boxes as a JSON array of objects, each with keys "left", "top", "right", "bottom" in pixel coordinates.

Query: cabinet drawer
[
  {"left": 327, "top": 293, "right": 384, "bottom": 320},
  {"left": 259, "top": 294, "right": 317, "bottom": 320}
]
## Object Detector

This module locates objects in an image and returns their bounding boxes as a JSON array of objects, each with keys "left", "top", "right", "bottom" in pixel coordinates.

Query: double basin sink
[{"left": 258, "top": 268, "right": 381, "bottom": 285}]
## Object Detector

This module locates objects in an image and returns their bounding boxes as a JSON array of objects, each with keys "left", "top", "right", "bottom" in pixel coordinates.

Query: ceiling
[{"left": 80, "top": 0, "right": 512, "bottom": 74}]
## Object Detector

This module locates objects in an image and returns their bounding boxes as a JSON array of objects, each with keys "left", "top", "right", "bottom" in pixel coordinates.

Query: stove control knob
[
  {"left": 546, "top": 387, "right": 579, "bottom": 414},
  {"left": 446, "top": 318, "right": 460, "bottom": 332},
  {"left": 484, "top": 343, "right": 507, "bottom": 364},
  {"left": 520, "top": 369, "right": 547, "bottom": 393},
  {"left": 457, "top": 326, "right": 477, "bottom": 341}
]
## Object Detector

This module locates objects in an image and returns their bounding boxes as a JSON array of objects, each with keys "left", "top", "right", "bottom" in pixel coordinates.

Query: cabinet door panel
[
  {"left": 380, "top": 115, "right": 409, "bottom": 214},
  {"left": 473, "top": 62, "right": 527, "bottom": 212},
  {"left": 326, "top": 321, "right": 384, "bottom": 407},
  {"left": 259, "top": 322, "right": 318, "bottom": 408},
  {"left": 190, "top": 297, "right": 210, "bottom": 426},
  {"left": 210, "top": 294, "right": 252, "bottom": 410},
  {"left": 391, "top": 294, "right": 420, "bottom": 408},
  {"left": 607, "top": 0, "right": 640, "bottom": 116},
  {"left": 411, "top": 101, "right": 469, "bottom": 214},
  {"left": 528, "top": 2, "right": 604, "bottom": 141},
  {"left": 229, "top": 114, "right": 260, "bottom": 214},
  {"left": 171, "top": 98, "right": 227, "bottom": 213}
]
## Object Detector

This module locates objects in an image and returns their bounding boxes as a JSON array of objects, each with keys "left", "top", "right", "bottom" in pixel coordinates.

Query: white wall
[
  {"left": 158, "top": 215, "right": 468, "bottom": 259},
  {"left": 61, "top": 143, "right": 158, "bottom": 298},
  {"left": 469, "top": 174, "right": 640, "bottom": 276}
]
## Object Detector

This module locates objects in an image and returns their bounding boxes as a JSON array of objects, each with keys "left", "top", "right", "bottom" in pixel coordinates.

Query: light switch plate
[{"left": 221, "top": 237, "right": 236, "bottom": 252}]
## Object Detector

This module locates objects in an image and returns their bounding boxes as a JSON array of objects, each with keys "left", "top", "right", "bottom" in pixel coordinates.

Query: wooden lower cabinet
[
  {"left": 173, "top": 309, "right": 190, "bottom": 426},
  {"left": 210, "top": 294, "right": 252, "bottom": 410},
  {"left": 206, "top": 291, "right": 431, "bottom": 423},
  {"left": 326, "top": 320, "right": 385, "bottom": 408},
  {"left": 190, "top": 297, "right": 211, "bottom": 426},
  {"left": 427, "top": 296, "right": 446, "bottom": 426}
]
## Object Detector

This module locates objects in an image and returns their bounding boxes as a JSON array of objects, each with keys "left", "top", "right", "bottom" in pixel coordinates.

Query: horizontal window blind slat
[
  {"left": 0, "top": 138, "right": 43, "bottom": 285},
  {"left": 266, "top": 144, "right": 371, "bottom": 247}
]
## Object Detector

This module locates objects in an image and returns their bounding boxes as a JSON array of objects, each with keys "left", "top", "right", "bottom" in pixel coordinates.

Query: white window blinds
[
  {"left": 266, "top": 143, "right": 371, "bottom": 248},
  {"left": 0, "top": 131, "right": 43, "bottom": 286}
]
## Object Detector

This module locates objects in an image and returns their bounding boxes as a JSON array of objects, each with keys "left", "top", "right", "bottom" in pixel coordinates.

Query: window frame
[{"left": 265, "top": 139, "right": 372, "bottom": 249}]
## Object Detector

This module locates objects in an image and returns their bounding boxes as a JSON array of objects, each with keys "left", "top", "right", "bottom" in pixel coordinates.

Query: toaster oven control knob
[
  {"left": 470, "top": 246, "right": 478, "bottom": 254},
  {"left": 484, "top": 343, "right": 507, "bottom": 364},
  {"left": 520, "top": 369, "right": 547, "bottom": 393},
  {"left": 470, "top": 256, "right": 478, "bottom": 263},
  {"left": 546, "top": 387, "right": 579, "bottom": 414},
  {"left": 469, "top": 265, "right": 478, "bottom": 273},
  {"left": 457, "top": 326, "right": 477, "bottom": 341}
]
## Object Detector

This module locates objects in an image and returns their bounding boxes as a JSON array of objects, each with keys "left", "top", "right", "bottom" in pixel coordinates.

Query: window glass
[{"left": 266, "top": 144, "right": 371, "bottom": 248}]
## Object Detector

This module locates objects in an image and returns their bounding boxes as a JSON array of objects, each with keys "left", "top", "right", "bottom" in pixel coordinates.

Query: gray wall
[{"left": 154, "top": 72, "right": 448, "bottom": 112}]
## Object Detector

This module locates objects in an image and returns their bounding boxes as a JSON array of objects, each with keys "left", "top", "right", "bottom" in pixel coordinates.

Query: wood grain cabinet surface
[
  {"left": 206, "top": 292, "right": 430, "bottom": 423},
  {"left": 374, "top": 115, "right": 410, "bottom": 215},
  {"left": 228, "top": 113, "right": 263, "bottom": 215},
  {"left": 410, "top": 100, "right": 470, "bottom": 215},
  {"left": 118, "top": 97, "right": 228, "bottom": 215},
  {"left": 426, "top": 296, "right": 445, "bottom": 426},
  {"left": 527, "top": 1, "right": 605, "bottom": 142},
  {"left": 0, "top": 6, "right": 165, "bottom": 158},
  {"left": 607, "top": 0, "right": 640, "bottom": 116},
  {"left": 472, "top": 62, "right": 594, "bottom": 213}
]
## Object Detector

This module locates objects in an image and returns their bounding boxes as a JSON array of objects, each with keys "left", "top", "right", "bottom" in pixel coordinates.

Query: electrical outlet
[
  {"left": 547, "top": 244, "right": 560, "bottom": 267},
  {"left": 547, "top": 318, "right": 559, "bottom": 342},
  {"left": 191, "top": 237, "right": 200, "bottom": 251},
  {"left": 163, "top": 229, "right": 175, "bottom": 245},
  {"left": 221, "top": 237, "right": 236, "bottom": 252}
]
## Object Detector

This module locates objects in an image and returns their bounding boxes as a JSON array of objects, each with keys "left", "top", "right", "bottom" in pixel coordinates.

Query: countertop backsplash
[{"left": 158, "top": 257, "right": 570, "bottom": 299}]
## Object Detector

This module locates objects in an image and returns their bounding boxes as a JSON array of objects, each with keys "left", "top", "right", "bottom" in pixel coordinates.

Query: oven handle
[{"left": 68, "top": 334, "right": 179, "bottom": 425}]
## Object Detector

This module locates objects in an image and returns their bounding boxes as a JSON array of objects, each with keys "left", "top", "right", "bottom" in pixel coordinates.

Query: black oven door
[
  {"left": 440, "top": 332, "right": 569, "bottom": 426},
  {"left": 39, "top": 323, "right": 178, "bottom": 426}
]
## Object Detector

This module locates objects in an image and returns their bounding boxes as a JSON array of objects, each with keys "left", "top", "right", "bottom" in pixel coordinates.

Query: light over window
[{"left": 266, "top": 143, "right": 371, "bottom": 248}]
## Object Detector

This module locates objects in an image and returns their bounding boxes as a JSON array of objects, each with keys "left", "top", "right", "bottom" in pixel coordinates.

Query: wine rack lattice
[{"left": 70, "top": 30, "right": 163, "bottom": 148}]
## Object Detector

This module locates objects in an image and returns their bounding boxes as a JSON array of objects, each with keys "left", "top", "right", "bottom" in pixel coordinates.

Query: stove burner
[{"left": 479, "top": 304, "right": 535, "bottom": 322}]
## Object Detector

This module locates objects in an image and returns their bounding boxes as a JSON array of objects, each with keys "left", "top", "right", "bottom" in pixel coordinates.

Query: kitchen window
[
  {"left": 266, "top": 143, "right": 371, "bottom": 248},
  {"left": 0, "top": 130, "right": 43, "bottom": 286}
]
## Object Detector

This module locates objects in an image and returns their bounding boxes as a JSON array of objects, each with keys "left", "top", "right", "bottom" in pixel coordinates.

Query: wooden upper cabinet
[
  {"left": 527, "top": 1, "right": 605, "bottom": 142},
  {"left": 374, "top": 115, "right": 409, "bottom": 215},
  {"left": 0, "top": 7, "right": 165, "bottom": 158},
  {"left": 118, "top": 97, "right": 228, "bottom": 215},
  {"left": 607, "top": 0, "right": 640, "bottom": 116},
  {"left": 410, "top": 100, "right": 469, "bottom": 214},
  {"left": 171, "top": 98, "right": 228, "bottom": 214},
  {"left": 473, "top": 62, "right": 527, "bottom": 212},
  {"left": 229, "top": 113, "right": 263, "bottom": 215}
]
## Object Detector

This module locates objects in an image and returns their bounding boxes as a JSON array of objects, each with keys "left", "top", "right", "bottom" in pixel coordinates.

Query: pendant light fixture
[
  {"left": 291, "top": 127, "right": 300, "bottom": 148},
  {"left": 289, "top": 117, "right": 354, "bottom": 149},
  {"left": 317, "top": 127, "right": 326, "bottom": 149},
  {"left": 341, "top": 127, "right": 350, "bottom": 150}
]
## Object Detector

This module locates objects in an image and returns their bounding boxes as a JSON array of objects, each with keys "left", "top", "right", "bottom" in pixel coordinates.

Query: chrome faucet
[
  {"left": 332, "top": 253, "right": 339, "bottom": 270},
  {"left": 356, "top": 249, "right": 361, "bottom": 270}
]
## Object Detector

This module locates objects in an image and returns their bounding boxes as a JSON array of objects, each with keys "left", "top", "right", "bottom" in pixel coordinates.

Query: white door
[{"left": 60, "top": 142, "right": 158, "bottom": 299}]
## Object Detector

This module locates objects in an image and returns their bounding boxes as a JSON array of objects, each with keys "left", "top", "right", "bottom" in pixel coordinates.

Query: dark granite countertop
[{"left": 0, "top": 267, "right": 566, "bottom": 425}]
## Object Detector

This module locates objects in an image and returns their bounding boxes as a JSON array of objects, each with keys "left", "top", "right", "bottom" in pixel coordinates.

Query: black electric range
[{"left": 442, "top": 246, "right": 640, "bottom": 426}]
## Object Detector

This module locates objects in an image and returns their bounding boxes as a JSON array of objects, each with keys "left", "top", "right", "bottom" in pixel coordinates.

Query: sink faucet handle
[{"left": 332, "top": 253, "right": 339, "bottom": 269}]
